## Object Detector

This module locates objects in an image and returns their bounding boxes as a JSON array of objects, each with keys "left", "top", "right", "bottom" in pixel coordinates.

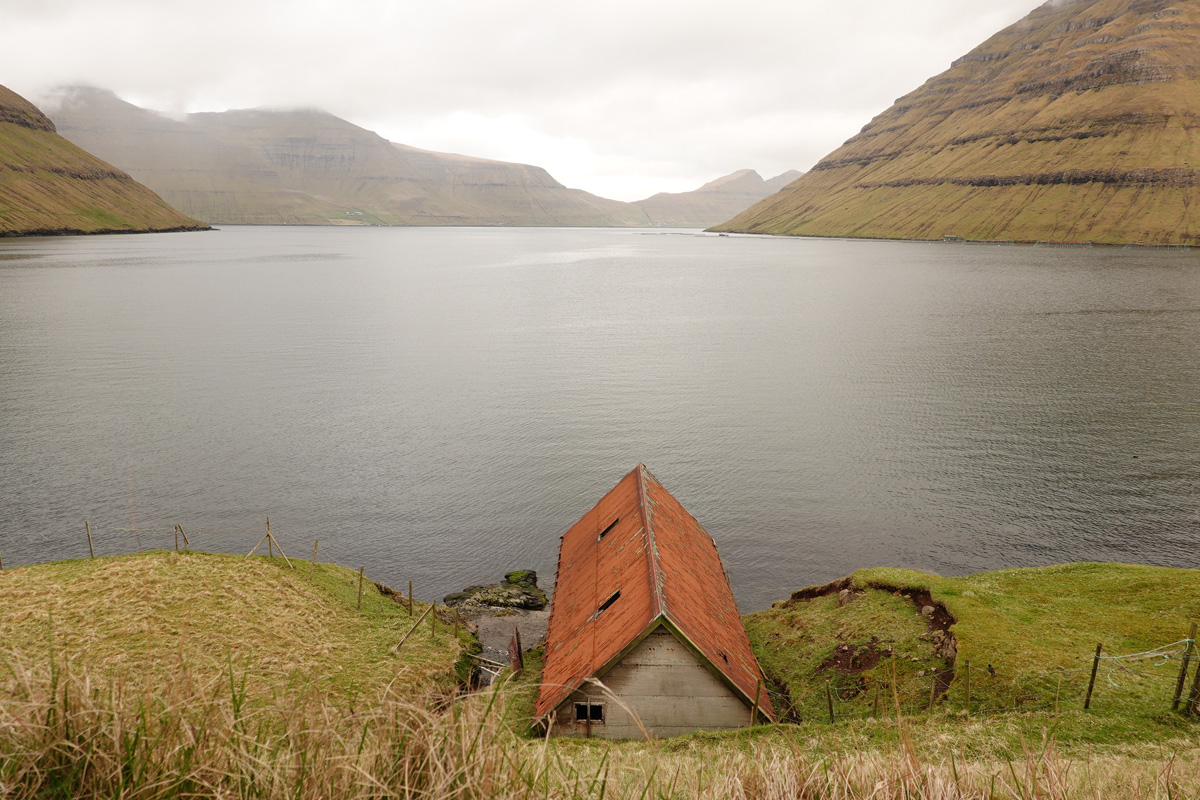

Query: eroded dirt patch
[
  {"left": 820, "top": 638, "right": 891, "bottom": 675},
  {"left": 872, "top": 584, "right": 958, "bottom": 698},
  {"left": 781, "top": 576, "right": 961, "bottom": 702}
]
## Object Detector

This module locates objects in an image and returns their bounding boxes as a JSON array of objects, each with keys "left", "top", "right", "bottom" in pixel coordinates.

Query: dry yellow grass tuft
[{"left": 3, "top": 654, "right": 1199, "bottom": 799}]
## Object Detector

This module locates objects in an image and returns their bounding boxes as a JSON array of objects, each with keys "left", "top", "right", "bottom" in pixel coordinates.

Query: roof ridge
[{"left": 635, "top": 463, "right": 665, "bottom": 618}]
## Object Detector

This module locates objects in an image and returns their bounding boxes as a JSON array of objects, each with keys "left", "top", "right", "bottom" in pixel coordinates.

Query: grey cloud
[{"left": 2, "top": 0, "right": 1041, "bottom": 200}]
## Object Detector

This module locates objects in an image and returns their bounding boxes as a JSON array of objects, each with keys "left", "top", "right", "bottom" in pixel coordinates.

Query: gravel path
[{"left": 460, "top": 606, "right": 550, "bottom": 681}]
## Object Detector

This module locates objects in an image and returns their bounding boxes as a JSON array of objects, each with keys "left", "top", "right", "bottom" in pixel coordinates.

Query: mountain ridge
[
  {"left": 0, "top": 84, "right": 206, "bottom": 236},
  {"left": 714, "top": 0, "right": 1200, "bottom": 244},
  {"left": 633, "top": 168, "right": 802, "bottom": 227},
  {"left": 46, "top": 86, "right": 797, "bottom": 229}
]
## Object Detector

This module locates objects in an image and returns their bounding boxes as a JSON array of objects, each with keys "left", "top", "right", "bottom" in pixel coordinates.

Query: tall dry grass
[{"left": 2, "top": 652, "right": 1197, "bottom": 799}]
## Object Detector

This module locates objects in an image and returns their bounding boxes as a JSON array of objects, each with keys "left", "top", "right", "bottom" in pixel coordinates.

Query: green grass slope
[
  {"left": 5, "top": 555, "right": 1200, "bottom": 797},
  {"left": 747, "top": 562, "right": 1200, "bottom": 746},
  {"left": 716, "top": 0, "right": 1200, "bottom": 244},
  {"left": 0, "top": 85, "right": 206, "bottom": 236}
]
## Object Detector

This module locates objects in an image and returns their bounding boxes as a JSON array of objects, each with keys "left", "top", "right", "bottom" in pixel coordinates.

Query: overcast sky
[{"left": 3, "top": 0, "right": 1041, "bottom": 201}]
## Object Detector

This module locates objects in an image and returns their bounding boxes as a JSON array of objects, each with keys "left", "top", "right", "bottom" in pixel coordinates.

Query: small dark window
[
  {"left": 599, "top": 518, "right": 619, "bottom": 539},
  {"left": 598, "top": 591, "right": 620, "bottom": 613},
  {"left": 574, "top": 702, "right": 604, "bottom": 723}
]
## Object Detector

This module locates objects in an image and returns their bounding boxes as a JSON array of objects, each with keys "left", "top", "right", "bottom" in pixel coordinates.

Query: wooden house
[{"left": 534, "top": 464, "right": 774, "bottom": 738}]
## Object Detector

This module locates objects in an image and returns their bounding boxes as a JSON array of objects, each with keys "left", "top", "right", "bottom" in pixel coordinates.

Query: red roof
[{"left": 534, "top": 464, "right": 775, "bottom": 723}]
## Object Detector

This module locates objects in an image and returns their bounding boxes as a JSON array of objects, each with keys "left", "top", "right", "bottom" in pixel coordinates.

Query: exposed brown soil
[
  {"left": 872, "top": 584, "right": 958, "bottom": 699},
  {"left": 784, "top": 576, "right": 960, "bottom": 701},
  {"left": 820, "top": 638, "right": 890, "bottom": 674},
  {"left": 781, "top": 577, "right": 852, "bottom": 605}
]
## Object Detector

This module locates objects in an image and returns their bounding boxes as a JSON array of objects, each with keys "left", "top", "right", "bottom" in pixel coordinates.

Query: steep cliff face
[
  {"left": 0, "top": 85, "right": 205, "bottom": 236},
  {"left": 633, "top": 169, "right": 803, "bottom": 227},
  {"left": 716, "top": 0, "right": 1200, "bottom": 244},
  {"left": 47, "top": 88, "right": 648, "bottom": 227}
]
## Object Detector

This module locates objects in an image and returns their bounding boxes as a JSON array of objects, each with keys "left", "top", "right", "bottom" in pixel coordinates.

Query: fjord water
[{"left": 1, "top": 226, "right": 1197, "bottom": 609}]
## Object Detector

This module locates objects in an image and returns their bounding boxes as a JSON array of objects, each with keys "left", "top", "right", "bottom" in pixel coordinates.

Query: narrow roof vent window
[
  {"left": 598, "top": 591, "right": 621, "bottom": 614},
  {"left": 599, "top": 518, "right": 619, "bottom": 539}
]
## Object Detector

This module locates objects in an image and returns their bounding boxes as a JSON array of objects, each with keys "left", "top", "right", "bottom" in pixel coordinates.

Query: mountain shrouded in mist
[
  {"left": 45, "top": 87, "right": 647, "bottom": 227},
  {"left": 715, "top": 0, "right": 1200, "bottom": 244},
  {"left": 46, "top": 87, "right": 799, "bottom": 229},
  {"left": 0, "top": 84, "right": 205, "bottom": 236}
]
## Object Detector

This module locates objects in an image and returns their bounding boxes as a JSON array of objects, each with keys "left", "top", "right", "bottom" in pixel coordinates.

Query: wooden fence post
[
  {"left": 408, "top": 581, "right": 413, "bottom": 615},
  {"left": 174, "top": 526, "right": 179, "bottom": 551},
  {"left": 268, "top": 518, "right": 274, "bottom": 558},
  {"left": 309, "top": 540, "right": 318, "bottom": 581},
  {"left": 177, "top": 525, "right": 189, "bottom": 550},
  {"left": 1186, "top": 643, "right": 1200, "bottom": 716},
  {"left": 1173, "top": 622, "right": 1197, "bottom": 711},
  {"left": 750, "top": 679, "right": 762, "bottom": 727},
  {"left": 357, "top": 567, "right": 364, "bottom": 611},
  {"left": 0, "top": 550, "right": 4, "bottom": 570},
  {"left": 245, "top": 531, "right": 270, "bottom": 559},
  {"left": 393, "top": 606, "right": 432, "bottom": 653},
  {"left": 1084, "top": 643, "right": 1102, "bottom": 710},
  {"left": 85, "top": 521, "right": 95, "bottom": 559}
]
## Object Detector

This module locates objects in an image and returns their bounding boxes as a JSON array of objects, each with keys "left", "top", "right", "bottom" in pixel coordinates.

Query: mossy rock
[{"left": 444, "top": 569, "right": 547, "bottom": 610}]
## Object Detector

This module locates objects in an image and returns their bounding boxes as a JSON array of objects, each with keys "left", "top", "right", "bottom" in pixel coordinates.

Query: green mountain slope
[
  {"left": 47, "top": 87, "right": 650, "bottom": 227},
  {"left": 715, "top": 0, "right": 1200, "bottom": 244},
  {"left": 0, "top": 85, "right": 205, "bottom": 236},
  {"left": 633, "top": 168, "right": 803, "bottom": 227}
]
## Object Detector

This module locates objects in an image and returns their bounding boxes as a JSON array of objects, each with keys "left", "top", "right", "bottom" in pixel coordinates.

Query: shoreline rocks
[{"left": 443, "top": 570, "right": 548, "bottom": 611}]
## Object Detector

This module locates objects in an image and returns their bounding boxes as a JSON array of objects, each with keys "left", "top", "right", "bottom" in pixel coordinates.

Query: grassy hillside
[
  {"left": 0, "top": 550, "right": 468, "bottom": 699},
  {"left": 0, "top": 85, "right": 205, "bottom": 236},
  {"left": 746, "top": 563, "right": 1200, "bottom": 746},
  {"left": 716, "top": 0, "right": 1200, "bottom": 244},
  {"left": 5, "top": 555, "right": 1200, "bottom": 798}
]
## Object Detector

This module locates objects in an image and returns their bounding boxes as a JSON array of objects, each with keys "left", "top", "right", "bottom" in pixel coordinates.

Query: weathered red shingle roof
[{"left": 535, "top": 464, "right": 774, "bottom": 723}]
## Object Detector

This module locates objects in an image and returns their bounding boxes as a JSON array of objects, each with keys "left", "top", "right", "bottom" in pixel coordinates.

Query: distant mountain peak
[
  {"left": 696, "top": 169, "right": 763, "bottom": 192},
  {"left": 633, "top": 167, "right": 802, "bottom": 227}
]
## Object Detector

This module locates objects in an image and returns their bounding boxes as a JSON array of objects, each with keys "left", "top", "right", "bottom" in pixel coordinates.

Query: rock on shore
[{"left": 443, "top": 570, "right": 547, "bottom": 611}]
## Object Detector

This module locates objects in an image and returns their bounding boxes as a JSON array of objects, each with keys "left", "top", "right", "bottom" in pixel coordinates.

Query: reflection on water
[{"left": 0, "top": 227, "right": 1197, "bottom": 610}]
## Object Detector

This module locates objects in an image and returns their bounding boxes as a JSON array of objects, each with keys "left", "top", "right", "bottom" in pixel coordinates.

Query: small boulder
[{"left": 921, "top": 605, "right": 936, "bottom": 618}]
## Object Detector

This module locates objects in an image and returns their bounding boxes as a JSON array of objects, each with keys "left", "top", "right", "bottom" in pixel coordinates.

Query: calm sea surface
[{"left": 1, "top": 226, "right": 1198, "bottom": 609}]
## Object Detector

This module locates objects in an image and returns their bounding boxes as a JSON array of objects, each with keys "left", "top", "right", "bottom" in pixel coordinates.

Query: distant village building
[{"left": 535, "top": 464, "right": 774, "bottom": 738}]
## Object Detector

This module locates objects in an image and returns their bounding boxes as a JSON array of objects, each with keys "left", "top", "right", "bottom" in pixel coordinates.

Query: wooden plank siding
[{"left": 551, "top": 628, "right": 749, "bottom": 739}]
